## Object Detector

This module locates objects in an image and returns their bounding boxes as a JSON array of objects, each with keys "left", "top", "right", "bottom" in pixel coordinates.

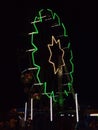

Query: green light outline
[{"left": 30, "top": 8, "right": 74, "bottom": 102}]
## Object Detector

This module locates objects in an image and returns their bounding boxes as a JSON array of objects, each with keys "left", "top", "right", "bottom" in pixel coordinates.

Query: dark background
[{"left": 0, "top": 0, "right": 97, "bottom": 113}]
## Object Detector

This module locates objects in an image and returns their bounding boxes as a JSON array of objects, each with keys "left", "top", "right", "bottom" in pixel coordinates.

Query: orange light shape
[{"left": 48, "top": 36, "right": 65, "bottom": 74}]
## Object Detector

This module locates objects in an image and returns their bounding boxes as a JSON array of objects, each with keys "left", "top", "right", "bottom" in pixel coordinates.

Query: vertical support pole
[
  {"left": 31, "top": 98, "right": 33, "bottom": 120},
  {"left": 24, "top": 102, "right": 27, "bottom": 121},
  {"left": 50, "top": 96, "right": 53, "bottom": 121},
  {"left": 75, "top": 93, "right": 79, "bottom": 122}
]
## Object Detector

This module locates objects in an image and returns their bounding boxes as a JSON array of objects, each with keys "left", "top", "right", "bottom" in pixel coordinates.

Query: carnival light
[
  {"left": 28, "top": 8, "right": 74, "bottom": 102},
  {"left": 48, "top": 35, "right": 65, "bottom": 74}
]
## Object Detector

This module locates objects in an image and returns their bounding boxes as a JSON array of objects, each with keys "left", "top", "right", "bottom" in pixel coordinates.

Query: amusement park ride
[{"left": 19, "top": 9, "right": 79, "bottom": 129}]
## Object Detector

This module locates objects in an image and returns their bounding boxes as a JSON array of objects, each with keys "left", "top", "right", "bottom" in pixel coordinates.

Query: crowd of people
[{"left": 0, "top": 107, "right": 98, "bottom": 130}]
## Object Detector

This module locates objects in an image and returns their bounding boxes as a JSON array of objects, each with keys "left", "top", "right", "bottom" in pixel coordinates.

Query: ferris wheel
[
  {"left": 20, "top": 9, "right": 75, "bottom": 110},
  {"left": 18, "top": 9, "right": 81, "bottom": 126}
]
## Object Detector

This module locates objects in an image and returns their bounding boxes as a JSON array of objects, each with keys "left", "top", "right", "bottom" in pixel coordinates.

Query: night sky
[{"left": 0, "top": 0, "right": 97, "bottom": 113}]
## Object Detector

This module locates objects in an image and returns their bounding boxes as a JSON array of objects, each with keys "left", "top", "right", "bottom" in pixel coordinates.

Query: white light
[
  {"left": 26, "top": 49, "right": 35, "bottom": 52},
  {"left": 72, "top": 114, "right": 74, "bottom": 117},
  {"left": 24, "top": 102, "right": 27, "bottom": 121},
  {"left": 50, "top": 97, "right": 53, "bottom": 121},
  {"left": 75, "top": 93, "right": 79, "bottom": 122},
  {"left": 60, "top": 114, "right": 64, "bottom": 117},
  {"left": 31, "top": 98, "right": 33, "bottom": 120},
  {"left": 34, "top": 83, "right": 43, "bottom": 86},
  {"left": 90, "top": 113, "right": 98, "bottom": 116},
  {"left": 68, "top": 114, "right": 70, "bottom": 116}
]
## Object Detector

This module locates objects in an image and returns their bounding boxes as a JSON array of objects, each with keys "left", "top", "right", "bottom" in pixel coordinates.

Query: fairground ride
[{"left": 19, "top": 9, "right": 79, "bottom": 127}]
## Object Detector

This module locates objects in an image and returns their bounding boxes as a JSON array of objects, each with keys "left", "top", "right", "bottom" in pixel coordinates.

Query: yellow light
[{"left": 48, "top": 35, "right": 65, "bottom": 74}]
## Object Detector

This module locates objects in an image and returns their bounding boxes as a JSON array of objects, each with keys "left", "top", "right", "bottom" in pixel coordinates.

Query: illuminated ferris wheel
[{"left": 21, "top": 9, "right": 75, "bottom": 109}]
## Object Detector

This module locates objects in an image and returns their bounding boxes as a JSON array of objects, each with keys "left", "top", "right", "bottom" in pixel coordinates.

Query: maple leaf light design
[{"left": 48, "top": 36, "right": 65, "bottom": 74}]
